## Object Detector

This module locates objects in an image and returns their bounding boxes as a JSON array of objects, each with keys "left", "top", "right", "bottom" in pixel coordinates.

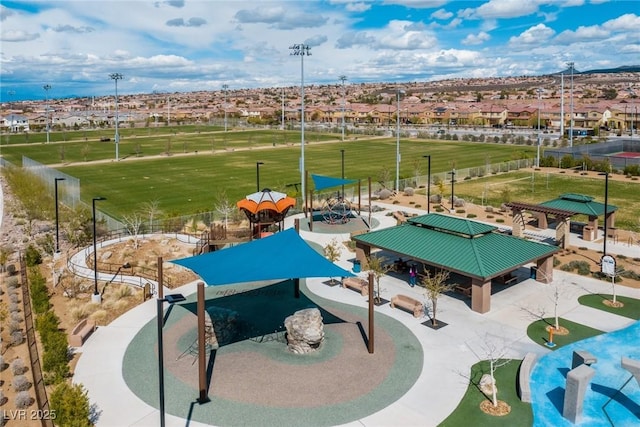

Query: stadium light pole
[
  {"left": 339, "top": 75, "right": 347, "bottom": 141},
  {"left": 54, "top": 177, "right": 65, "bottom": 255},
  {"left": 256, "top": 161, "right": 264, "bottom": 192},
  {"left": 290, "top": 43, "right": 311, "bottom": 210},
  {"left": 281, "top": 87, "right": 285, "bottom": 130},
  {"left": 92, "top": 197, "right": 106, "bottom": 304},
  {"left": 157, "top": 293, "right": 185, "bottom": 427},
  {"left": 43, "top": 84, "right": 51, "bottom": 144},
  {"left": 109, "top": 73, "right": 123, "bottom": 160},
  {"left": 222, "top": 84, "right": 228, "bottom": 132},
  {"left": 599, "top": 172, "right": 609, "bottom": 256},
  {"left": 340, "top": 149, "right": 345, "bottom": 199},
  {"left": 448, "top": 169, "right": 456, "bottom": 211},
  {"left": 567, "top": 62, "right": 574, "bottom": 147},
  {"left": 423, "top": 155, "right": 431, "bottom": 214},
  {"left": 536, "top": 88, "right": 543, "bottom": 168},
  {"left": 396, "top": 88, "right": 405, "bottom": 192}
]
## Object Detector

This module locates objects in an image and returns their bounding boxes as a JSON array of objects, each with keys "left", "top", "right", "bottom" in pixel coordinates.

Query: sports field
[{"left": 2, "top": 127, "right": 536, "bottom": 218}]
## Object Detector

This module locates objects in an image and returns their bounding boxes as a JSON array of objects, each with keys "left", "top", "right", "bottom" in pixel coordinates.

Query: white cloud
[
  {"left": 345, "top": 3, "right": 371, "bottom": 13},
  {"left": 431, "top": 9, "right": 453, "bottom": 20},
  {"left": 508, "top": 24, "right": 555, "bottom": 47},
  {"left": 462, "top": 31, "right": 490, "bottom": 46},
  {"left": 1, "top": 30, "right": 40, "bottom": 42}
]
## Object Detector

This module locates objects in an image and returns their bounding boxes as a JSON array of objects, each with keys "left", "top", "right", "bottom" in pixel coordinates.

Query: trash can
[
  {"left": 353, "top": 260, "right": 361, "bottom": 273},
  {"left": 530, "top": 266, "right": 538, "bottom": 279}
]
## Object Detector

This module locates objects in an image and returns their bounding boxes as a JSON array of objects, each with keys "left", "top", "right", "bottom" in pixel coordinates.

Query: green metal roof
[
  {"left": 539, "top": 193, "right": 617, "bottom": 217},
  {"left": 408, "top": 213, "right": 496, "bottom": 237},
  {"left": 354, "top": 214, "right": 558, "bottom": 280}
]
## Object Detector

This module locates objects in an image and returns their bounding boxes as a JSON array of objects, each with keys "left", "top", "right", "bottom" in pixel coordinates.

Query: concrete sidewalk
[{"left": 72, "top": 207, "right": 638, "bottom": 427}]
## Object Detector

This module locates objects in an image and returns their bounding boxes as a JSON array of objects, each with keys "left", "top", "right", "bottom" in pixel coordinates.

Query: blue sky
[{"left": 1, "top": 0, "right": 639, "bottom": 101}]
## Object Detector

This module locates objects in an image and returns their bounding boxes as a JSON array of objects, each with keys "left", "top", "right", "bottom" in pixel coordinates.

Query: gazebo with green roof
[
  {"left": 539, "top": 193, "right": 618, "bottom": 242},
  {"left": 353, "top": 213, "right": 559, "bottom": 313}
]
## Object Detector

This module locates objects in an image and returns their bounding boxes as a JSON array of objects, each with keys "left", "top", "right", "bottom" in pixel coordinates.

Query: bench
[
  {"left": 517, "top": 352, "right": 537, "bottom": 403},
  {"left": 495, "top": 274, "right": 518, "bottom": 286},
  {"left": 454, "top": 285, "right": 472, "bottom": 298},
  {"left": 68, "top": 318, "right": 96, "bottom": 347},
  {"left": 390, "top": 294, "right": 424, "bottom": 318},
  {"left": 342, "top": 277, "right": 369, "bottom": 296}
]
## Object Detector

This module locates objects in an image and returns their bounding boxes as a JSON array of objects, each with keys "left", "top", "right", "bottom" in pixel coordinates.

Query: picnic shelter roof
[
  {"left": 171, "top": 228, "right": 354, "bottom": 286},
  {"left": 353, "top": 213, "right": 559, "bottom": 280},
  {"left": 539, "top": 193, "right": 618, "bottom": 217}
]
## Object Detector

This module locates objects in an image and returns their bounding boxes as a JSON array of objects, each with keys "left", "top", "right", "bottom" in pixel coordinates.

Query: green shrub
[
  {"left": 466, "top": 213, "right": 477, "bottom": 218},
  {"left": 25, "top": 244, "right": 42, "bottom": 267},
  {"left": 496, "top": 218, "right": 505, "bottom": 223},
  {"left": 29, "top": 267, "right": 50, "bottom": 314},
  {"left": 50, "top": 382, "right": 92, "bottom": 427}
]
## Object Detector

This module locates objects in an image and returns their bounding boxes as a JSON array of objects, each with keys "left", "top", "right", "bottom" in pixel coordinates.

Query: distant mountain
[{"left": 553, "top": 65, "right": 640, "bottom": 75}]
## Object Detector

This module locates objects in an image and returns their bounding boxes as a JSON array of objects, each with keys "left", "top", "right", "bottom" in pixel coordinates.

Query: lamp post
[
  {"left": 222, "top": 84, "right": 228, "bottom": 132},
  {"left": 340, "top": 149, "right": 345, "bottom": 199},
  {"left": 109, "top": 73, "right": 123, "bottom": 161},
  {"left": 396, "top": 88, "right": 405, "bottom": 192},
  {"left": 256, "top": 161, "right": 264, "bottom": 192},
  {"left": 423, "top": 155, "right": 431, "bottom": 214},
  {"left": 43, "top": 84, "right": 51, "bottom": 144},
  {"left": 567, "top": 62, "right": 574, "bottom": 147},
  {"left": 339, "top": 75, "right": 347, "bottom": 141},
  {"left": 54, "top": 177, "right": 65, "bottom": 255},
  {"left": 536, "top": 88, "right": 543, "bottom": 168},
  {"left": 157, "top": 293, "right": 185, "bottom": 427},
  {"left": 600, "top": 172, "right": 609, "bottom": 256},
  {"left": 92, "top": 197, "right": 106, "bottom": 304},
  {"left": 448, "top": 169, "right": 456, "bottom": 211},
  {"left": 290, "top": 43, "right": 311, "bottom": 209}
]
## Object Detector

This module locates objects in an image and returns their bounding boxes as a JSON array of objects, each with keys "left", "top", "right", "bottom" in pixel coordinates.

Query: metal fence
[{"left": 545, "top": 138, "right": 640, "bottom": 170}]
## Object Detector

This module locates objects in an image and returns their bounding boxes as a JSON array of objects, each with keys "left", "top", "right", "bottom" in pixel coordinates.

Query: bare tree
[
  {"left": 121, "top": 212, "right": 144, "bottom": 249},
  {"left": 420, "top": 269, "right": 454, "bottom": 326},
  {"left": 214, "top": 190, "right": 234, "bottom": 230},
  {"left": 466, "top": 334, "right": 512, "bottom": 408},
  {"left": 412, "top": 158, "right": 422, "bottom": 187},
  {"left": 140, "top": 200, "right": 162, "bottom": 233},
  {"left": 366, "top": 254, "right": 392, "bottom": 304}
]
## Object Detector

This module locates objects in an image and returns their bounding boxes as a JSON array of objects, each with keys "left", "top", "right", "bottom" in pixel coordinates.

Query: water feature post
[
  {"left": 562, "top": 364, "right": 596, "bottom": 424},
  {"left": 546, "top": 328, "right": 556, "bottom": 348}
]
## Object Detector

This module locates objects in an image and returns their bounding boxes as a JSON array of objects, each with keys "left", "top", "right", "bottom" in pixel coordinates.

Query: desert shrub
[
  {"left": 553, "top": 257, "right": 562, "bottom": 267},
  {"left": 29, "top": 267, "right": 50, "bottom": 314},
  {"left": 429, "top": 194, "right": 442, "bottom": 203},
  {"left": 486, "top": 215, "right": 494, "bottom": 219},
  {"left": 25, "top": 244, "right": 42, "bottom": 267},
  {"left": 392, "top": 200, "right": 399, "bottom": 204},
  {"left": 50, "top": 382, "right": 91, "bottom": 427},
  {"left": 9, "top": 302, "right": 20, "bottom": 313},
  {"left": 10, "top": 312, "right": 22, "bottom": 323},
  {"left": 466, "top": 213, "right": 477, "bottom": 218},
  {"left": 42, "top": 332, "right": 70, "bottom": 380},
  {"left": 70, "top": 305, "right": 91, "bottom": 323},
  {"left": 403, "top": 187, "right": 414, "bottom": 196},
  {"left": 6, "top": 277, "right": 19, "bottom": 290},
  {"left": 11, "top": 331, "right": 24, "bottom": 346},
  {"left": 0, "top": 389, "right": 5, "bottom": 406},
  {"left": 90, "top": 309, "right": 108, "bottom": 325},
  {"left": 36, "top": 310, "right": 61, "bottom": 342},
  {"left": 435, "top": 207, "right": 444, "bottom": 212},
  {"left": 378, "top": 189, "right": 392, "bottom": 200},
  {"left": 414, "top": 204, "right": 422, "bottom": 208},
  {"left": 0, "top": 355, "right": 6, "bottom": 371},
  {"left": 9, "top": 293, "right": 19, "bottom": 304},
  {"left": 12, "top": 375, "right": 31, "bottom": 392},
  {"left": 9, "top": 321, "right": 21, "bottom": 334},
  {"left": 11, "top": 358, "right": 27, "bottom": 375},
  {"left": 14, "top": 391, "right": 33, "bottom": 409},
  {"left": 561, "top": 260, "right": 591, "bottom": 275},
  {"left": 456, "top": 209, "right": 466, "bottom": 214}
]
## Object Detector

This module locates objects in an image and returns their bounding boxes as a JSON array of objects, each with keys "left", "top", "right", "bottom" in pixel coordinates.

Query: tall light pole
[
  {"left": 256, "top": 161, "right": 264, "bottom": 192},
  {"left": 448, "top": 169, "right": 456, "bottom": 211},
  {"left": 567, "top": 62, "right": 574, "bottom": 147},
  {"left": 396, "top": 88, "right": 405, "bottom": 192},
  {"left": 92, "top": 197, "right": 106, "bottom": 304},
  {"left": 340, "top": 149, "right": 345, "bottom": 199},
  {"left": 281, "top": 87, "right": 285, "bottom": 130},
  {"left": 599, "top": 172, "right": 610, "bottom": 256},
  {"left": 43, "top": 84, "right": 51, "bottom": 144},
  {"left": 339, "top": 75, "right": 347, "bottom": 141},
  {"left": 290, "top": 43, "right": 311, "bottom": 209},
  {"left": 157, "top": 293, "right": 185, "bottom": 427},
  {"left": 54, "top": 178, "right": 65, "bottom": 255},
  {"left": 560, "top": 72, "right": 565, "bottom": 139},
  {"left": 536, "top": 88, "right": 543, "bottom": 168},
  {"left": 222, "top": 84, "right": 228, "bottom": 132},
  {"left": 109, "top": 73, "right": 123, "bottom": 160},
  {"left": 423, "top": 155, "right": 431, "bottom": 214}
]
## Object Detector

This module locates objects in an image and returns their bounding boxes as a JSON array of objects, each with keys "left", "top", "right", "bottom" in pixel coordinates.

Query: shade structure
[
  {"left": 311, "top": 174, "right": 358, "bottom": 192},
  {"left": 236, "top": 188, "right": 296, "bottom": 224},
  {"left": 171, "top": 228, "right": 354, "bottom": 286}
]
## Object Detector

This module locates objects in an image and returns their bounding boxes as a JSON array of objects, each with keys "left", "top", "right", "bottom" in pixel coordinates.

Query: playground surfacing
[
  {"left": 122, "top": 279, "right": 423, "bottom": 426},
  {"left": 298, "top": 212, "right": 378, "bottom": 234}
]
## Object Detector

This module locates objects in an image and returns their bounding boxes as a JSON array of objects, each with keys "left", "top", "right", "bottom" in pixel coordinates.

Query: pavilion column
[
  {"left": 587, "top": 215, "right": 598, "bottom": 239},
  {"left": 605, "top": 211, "right": 616, "bottom": 229},
  {"left": 471, "top": 278, "right": 491, "bottom": 314},
  {"left": 355, "top": 243, "right": 371, "bottom": 270},
  {"left": 556, "top": 217, "right": 570, "bottom": 249},
  {"left": 536, "top": 212, "right": 548, "bottom": 229},
  {"left": 512, "top": 209, "right": 524, "bottom": 238},
  {"left": 536, "top": 256, "right": 554, "bottom": 284}
]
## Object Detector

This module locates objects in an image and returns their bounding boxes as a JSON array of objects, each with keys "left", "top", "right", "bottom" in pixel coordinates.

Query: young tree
[
  {"left": 366, "top": 255, "right": 392, "bottom": 304},
  {"left": 214, "top": 190, "right": 234, "bottom": 230},
  {"left": 140, "top": 200, "right": 162, "bottom": 233},
  {"left": 121, "top": 212, "right": 144, "bottom": 249},
  {"left": 467, "top": 334, "right": 512, "bottom": 409},
  {"left": 323, "top": 238, "right": 342, "bottom": 285},
  {"left": 420, "top": 269, "right": 454, "bottom": 326}
]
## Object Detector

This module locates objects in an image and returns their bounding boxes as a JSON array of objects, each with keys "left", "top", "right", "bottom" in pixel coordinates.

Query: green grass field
[{"left": 4, "top": 128, "right": 535, "bottom": 218}]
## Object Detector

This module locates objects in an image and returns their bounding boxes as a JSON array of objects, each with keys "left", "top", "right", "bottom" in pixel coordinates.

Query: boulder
[
  {"left": 479, "top": 373, "right": 497, "bottom": 396},
  {"left": 284, "top": 308, "right": 325, "bottom": 354}
]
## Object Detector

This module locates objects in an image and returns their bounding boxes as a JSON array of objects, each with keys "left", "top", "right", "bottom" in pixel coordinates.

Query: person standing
[{"left": 409, "top": 264, "right": 417, "bottom": 287}]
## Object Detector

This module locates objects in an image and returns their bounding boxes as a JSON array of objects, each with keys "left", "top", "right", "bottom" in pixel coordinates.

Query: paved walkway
[{"left": 70, "top": 204, "right": 639, "bottom": 427}]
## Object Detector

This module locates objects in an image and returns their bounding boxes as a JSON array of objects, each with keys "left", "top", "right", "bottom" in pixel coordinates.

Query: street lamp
[
  {"left": 339, "top": 75, "right": 347, "bottom": 141},
  {"left": 448, "top": 169, "right": 456, "bottom": 211},
  {"left": 290, "top": 43, "right": 311, "bottom": 209},
  {"left": 340, "top": 149, "right": 345, "bottom": 199},
  {"left": 536, "top": 88, "right": 543, "bottom": 168},
  {"left": 92, "top": 197, "right": 106, "bottom": 304},
  {"left": 422, "top": 155, "right": 431, "bottom": 214},
  {"left": 157, "top": 293, "right": 185, "bottom": 427},
  {"left": 599, "top": 172, "right": 609, "bottom": 256},
  {"left": 396, "top": 88, "right": 405, "bottom": 192},
  {"left": 567, "top": 61, "right": 574, "bottom": 147},
  {"left": 109, "top": 73, "right": 123, "bottom": 161},
  {"left": 43, "top": 84, "right": 51, "bottom": 144},
  {"left": 222, "top": 84, "right": 228, "bottom": 132},
  {"left": 54, "top": 177, "right": 65, "bottom": 255},
  {"left": 256, "top": 161, "right": 264, "bottom": 192}
]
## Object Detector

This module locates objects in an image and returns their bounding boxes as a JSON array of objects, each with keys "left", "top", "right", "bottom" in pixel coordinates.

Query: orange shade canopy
[{"left": 236, "top": 189, "right": 296, "bottom": 215}]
